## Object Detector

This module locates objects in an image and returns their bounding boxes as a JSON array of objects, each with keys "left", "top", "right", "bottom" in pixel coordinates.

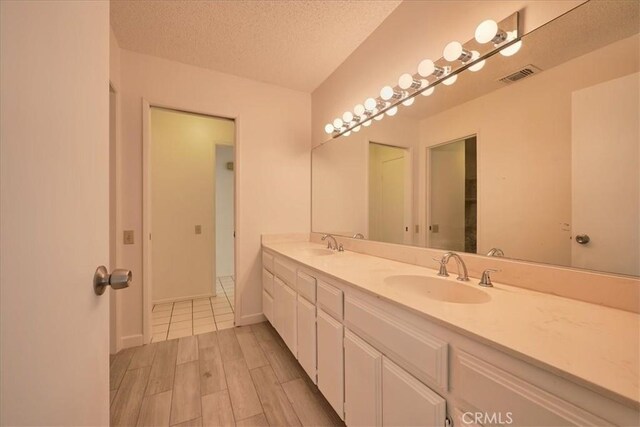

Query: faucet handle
[
  {"left": 433, "top": 257, "right": 449, "bottom": 277},
  {"left": 479, "top": 268, "right": 500, "bottom": 287}
]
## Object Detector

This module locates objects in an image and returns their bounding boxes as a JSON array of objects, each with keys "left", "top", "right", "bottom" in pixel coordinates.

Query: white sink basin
[
  {"left": 302, "top": 248, "right": 335, "bottom": 256},
  {"left": 384, "top": 275, "right": 490, "bottom": 304}
]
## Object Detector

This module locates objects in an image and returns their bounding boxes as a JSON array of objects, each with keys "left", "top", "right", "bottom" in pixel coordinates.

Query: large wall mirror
[{"left": 312, "top": 0, "right": 639, "bottom": 277}]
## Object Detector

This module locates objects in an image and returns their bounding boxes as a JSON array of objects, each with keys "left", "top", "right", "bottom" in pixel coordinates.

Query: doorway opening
[
  {"left": 427, "top": 135, "right": 477, "bottom": 253},
  {"left": 368, "top": 142, "right": 412, "bottom": 245},
  {"left": 146, "top": 106, "right": 236, "bottom": 342}
]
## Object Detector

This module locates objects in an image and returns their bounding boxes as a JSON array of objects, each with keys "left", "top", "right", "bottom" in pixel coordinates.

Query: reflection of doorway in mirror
[
  {"left": 368, "top": 142, "right": 411, "bottom": 245},
  {"left": 428, "top": 136, "right": 477, "bottom": 253}
]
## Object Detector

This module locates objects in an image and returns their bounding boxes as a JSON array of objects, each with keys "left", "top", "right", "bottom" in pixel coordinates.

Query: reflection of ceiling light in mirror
[
  {"left": 442, "top": 74, "right": 458, "bottom": 86},
  {"left": 402, "top": 97, "right": 414, "bottom": 107},
  {"left": 386, "top": 106, "right": 398, "bottom": 116},
  {"left": 344, "top": 131, "right": 351, "bottom": 136},
  {"left": 342, "top": 111, "right": 354, "bottom": 123},
  {"left": 374, "top": 113, "right": 384, "bottom": 121},
  {"left": 324, "top": 123, "right": 334, "bottom": 134},
  {"left": 475, "top": 19, "right": 507, "bottom": 44},
  {"left": 500, "top": 40, "right": 522, "bottom": 57},
  {"left": 364, "top": 97, "right": 377, "bottom": 111},
  {"left": 468, "top": 51, "right": 485, "bottom": 72},
  {"left": 353, "top": 125, "right": 361, "bottom": 133},
  {"left": 354, "top": 104, "right": 365, "bottom": 116},
  {"left": 421, "top": 86, "right": 435, "bottom": 96},
  {"left": 443, "top": 41, "right": 472, "bottom": 62},
  {"left": 363, "top": 119, "right": 372, "bottom": 127},
  {"left": 333, "top": 118, "right": 343, "bottom": 129}
]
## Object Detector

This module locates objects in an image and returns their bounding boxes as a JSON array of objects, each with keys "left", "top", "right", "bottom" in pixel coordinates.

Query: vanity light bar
[{"left": 324, "top": 12, "right": 520, "bottom": 139}]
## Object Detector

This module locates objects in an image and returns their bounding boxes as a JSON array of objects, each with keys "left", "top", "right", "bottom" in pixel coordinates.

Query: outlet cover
[{"left": 195, "top": 225, "right": 202, "bottom": 234}]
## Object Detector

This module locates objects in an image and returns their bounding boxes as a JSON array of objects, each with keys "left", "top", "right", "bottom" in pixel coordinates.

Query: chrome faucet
[
  {"left": 479, "top": 268, "right": 500, "bottom": 287},
  {"left": 487, "top": 247, "right": 505, "bottom": 257},
  {"left": 352, "top": 233, "right": 365, "bottom": 239},
  {"left": 434, "top": 251, "right": 469, "bottom": 281},
  {"left": 322, "top": 234, "right": 339, "bottom": 251}
]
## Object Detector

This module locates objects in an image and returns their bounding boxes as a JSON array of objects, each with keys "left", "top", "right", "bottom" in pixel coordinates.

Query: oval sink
[
  {"left": 302, "top": 248, "right": 335, "bottom": 256},
  {"left": 384, "top": 275, "right": 490, "bottom": 304}
]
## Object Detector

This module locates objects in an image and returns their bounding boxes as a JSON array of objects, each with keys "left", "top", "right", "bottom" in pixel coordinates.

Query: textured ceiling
[{"left": 110, "top": 0, "right": 402, "bottom": 92}]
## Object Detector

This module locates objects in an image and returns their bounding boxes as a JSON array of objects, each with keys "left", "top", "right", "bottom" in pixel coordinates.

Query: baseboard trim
[
  {"left": 120, "top": 334, "right": 144, "bottom": 349},
  {"left": 236, "top": 312, "right": 266, "bottom": 326},
  {"left": 153, "top": 292, "right": 216, "bottom": 305}
]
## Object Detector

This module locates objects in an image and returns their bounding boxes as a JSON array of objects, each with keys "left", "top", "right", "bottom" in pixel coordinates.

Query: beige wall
[
  {"left": 311, "top": 0, "right": 584, "bottom": 147},
  {"left": 150, "top": 108, "right": 233, "bottom": 303},
  {"left": 113, "top": 48, "right": 310, "bottom": 345},
  {"left": 418, "top": 34, "right": 639, "bottom": 266}
]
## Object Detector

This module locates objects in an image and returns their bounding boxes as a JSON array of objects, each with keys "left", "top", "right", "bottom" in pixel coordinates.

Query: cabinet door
[
  {"left": 280, "top": 281, "right": 298, "bottom": 355},
  {"left": 263, "top": 290, "right": 274, "bottom": 325},
  {"left": 273, "top": 277, "right": 285, "bottom": 335},
  {"left": 382, "top": 358, "right": 446, "bottom": 427},
  {"left": 317, "top": 308, "right": 344, "bottom": 420},
  {"left": 345, "top": 329, "right": 382, "bottom": 427},
  {"left": 297, "top": 295, "right": 316, "bottom": 384}
]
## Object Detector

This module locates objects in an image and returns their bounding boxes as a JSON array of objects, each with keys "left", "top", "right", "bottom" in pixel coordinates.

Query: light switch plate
[
  {"left": 195, "top": 225, "right": 202, "bottom": 234},
  {"left": 123, "top": 230, "right": 134, "bottom": 245}
]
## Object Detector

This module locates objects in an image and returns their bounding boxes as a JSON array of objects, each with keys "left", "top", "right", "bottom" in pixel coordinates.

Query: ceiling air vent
[{"left": 498, "top": 64, "right": 542, "bottom": 84}]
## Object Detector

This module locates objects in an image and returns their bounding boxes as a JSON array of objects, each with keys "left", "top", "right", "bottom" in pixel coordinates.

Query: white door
[
  {"left": 1, "top": 1, "right": 111, "bottom": 425},
  {"left": 382, "top": 358, "right": 446, "bottom": 427},
  {"left": 344, "top": 329, "right": 382, "bottom": 427},
  {"left": 317, "top": 308, "right": 344, "bottom": 420},
  {"left": 297, "top": 295, "right": 317, "bottom": 383},
  {"left": 571, "top": 73, "right": 639, "bottom": 276},
  {"left": 380, "top": 157, "right": 406, "bottom": 244}
]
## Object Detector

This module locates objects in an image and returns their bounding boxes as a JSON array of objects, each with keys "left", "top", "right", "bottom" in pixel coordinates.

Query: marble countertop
[{"left": 262, "top": 241, "right": 639, "bottom": 408}]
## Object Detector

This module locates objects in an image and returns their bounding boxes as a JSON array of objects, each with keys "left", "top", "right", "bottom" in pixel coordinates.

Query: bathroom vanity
[{"left": 261, "top": 239, "right": 639, "bottom": 427}]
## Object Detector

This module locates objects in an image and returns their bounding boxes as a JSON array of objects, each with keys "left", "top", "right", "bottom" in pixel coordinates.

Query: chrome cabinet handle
[
  {"left": 575, "top": 234, "right": 590, "bottom": 245},
  {"left": 93, "top": 266, "right": 132, "bottom": 295}
]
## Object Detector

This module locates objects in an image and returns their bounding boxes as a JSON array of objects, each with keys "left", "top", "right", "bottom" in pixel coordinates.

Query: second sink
[{"left": 384, "top": 275, "right": 490, "bottom": 304}]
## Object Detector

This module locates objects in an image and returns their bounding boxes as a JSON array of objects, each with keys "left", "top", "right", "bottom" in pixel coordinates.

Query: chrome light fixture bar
[{"left": 324, "top": 12, "right": 520, "bottom": 139}]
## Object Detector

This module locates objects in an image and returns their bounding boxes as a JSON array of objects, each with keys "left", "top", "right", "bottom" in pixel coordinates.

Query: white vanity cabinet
[
  {"left": 273, "top": 276, "right": 297, "bottom": 355},
  {"left": 344, "top": 329, "right": 382, "bottom": 427},
  {"left": 317, "top": 307, "right": 345, "bottom": 420},
  {"left": 296, "top": 271, "right": 317, "bottom": 383}
]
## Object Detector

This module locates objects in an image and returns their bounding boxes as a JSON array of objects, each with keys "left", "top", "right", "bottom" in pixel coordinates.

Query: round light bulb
[
  {"left": 468, "top": 51, "right": 485, "bottom": 72},
  {"left": 421, "top": 86, "right": 435, "bottom": 97},
  {"left": 443, "top": 41, "right": 463, "bottom": 62},
  {"left": 442, "top": 74, "right": 458, "bottom": 86},
  {"left": 500, "top": 40, "right": 522, "bottom": 57},
  {"left": 344, "top": 131, "right": 351, "bottom": 137},
  {"left": 354, "top": 104, "right": 365, "bottom": 116},
  {"left": 342, "top": 111, "right": 354, "bottom": 123},
  {"left": 363, "top": 119, "right": 372, "bottom": 127},
  {"left": 380, "top": 86, "right": 395, "bottom": 101},
  {"left": 374, "top": 113, "right": 384, "bottom": 121},
  {"left": 364, "top": 97, "right": 377, "bottom": 111},
  {"left": 333, "top": 118, "right": 343, "bottom": 129},
  {"left": 398, "top": 73, "right": 415, "bottom": 90},
  {"left": 324, "top": 123, "right": 334, "bottom": 134},
  {"left": 353, "top": 125, "right": 361, "bottom": 133},
  {"left": 418, "top": 59, "right": 435, "bottom": 77},
  {"left": 386, "top": 106, "right": 398, "bottom": 117},
  {"left": 475, "top": 19, "right": 498, "bottom": 44},
  {"left": 402, "top": 97, "right": 414, "bottom": 107}
]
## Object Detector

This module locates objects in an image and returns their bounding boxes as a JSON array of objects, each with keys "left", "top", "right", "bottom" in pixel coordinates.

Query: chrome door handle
[
  {"left": 93, "top": 266, "right": 132, "bottom": 295},
  {"left": 575, "top": 234, "right": 590, "bottom": 245}
]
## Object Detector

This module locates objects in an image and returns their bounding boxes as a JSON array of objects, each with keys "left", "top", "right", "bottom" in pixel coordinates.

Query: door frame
[
  {"left": 109, "top": 81, "right": 122, "bottom": 354},
  {"left": 142, "top": 99, "right": 239, "bottom": 343}
]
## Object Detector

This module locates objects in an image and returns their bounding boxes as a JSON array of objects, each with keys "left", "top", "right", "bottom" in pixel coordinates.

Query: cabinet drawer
[
  {"left": 297, "top": 271, "right": 316, "bottom": 303},
  {"left": 262, "top": 251, "right": 274, "bottom": 273},
  {"left": 263, "top": 290, "right": 273, "bottom": 324},
  {"left": 262, "top": 268, "right": 274, "bottom": 296},
  {"left": 274, "top": 257, "right": 296, "bottom": 289},
  {"left": 452, "top": 351, "right": 610, "bottom": 427},
  {"left": 344, "top": 296, "right": 448, "bottom": 390},
  {"left": 317, "top": 280, "right": 343, "bottom": 320}
]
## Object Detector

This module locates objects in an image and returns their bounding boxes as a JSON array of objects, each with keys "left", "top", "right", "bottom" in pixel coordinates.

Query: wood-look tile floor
[{"left": 110, "top": 321, "right": 345, "bottom": 427}]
